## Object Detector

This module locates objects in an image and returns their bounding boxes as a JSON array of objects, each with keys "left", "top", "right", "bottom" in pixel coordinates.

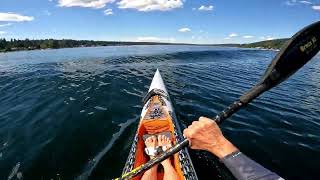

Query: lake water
[{"left": 0, "top": 46, "right": 319, "bottom": 180}]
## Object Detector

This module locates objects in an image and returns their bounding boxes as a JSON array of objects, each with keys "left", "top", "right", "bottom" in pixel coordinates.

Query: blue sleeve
[{"left": 221, "top": 151, "right": 283, "bottom": 180}]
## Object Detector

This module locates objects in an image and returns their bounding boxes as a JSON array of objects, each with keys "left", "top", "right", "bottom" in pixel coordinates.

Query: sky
[{"left": 0, "top": 0, "right": 319, "bottom": 44}]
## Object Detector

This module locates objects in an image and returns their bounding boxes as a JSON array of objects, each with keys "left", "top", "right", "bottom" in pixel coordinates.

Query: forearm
[
  {"left": 208, "top": 137, "right": 282, "bottom": 180},
  {"left": 183, "top": 117, "right": 283, "bottom": 179},
  {"left": 221, "top": 151, "right": 282, "bottom": 180},
  {"left": 208, "top": 137, "right": 239, "bottom": 159}
]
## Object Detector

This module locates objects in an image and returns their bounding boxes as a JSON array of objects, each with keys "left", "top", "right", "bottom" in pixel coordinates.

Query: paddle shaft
[
  {"left": 116, "top": 21, "right": 320, "bottom": 180},
  {"left": 117, "top": 83, "right": 267, "bottom": 180}
]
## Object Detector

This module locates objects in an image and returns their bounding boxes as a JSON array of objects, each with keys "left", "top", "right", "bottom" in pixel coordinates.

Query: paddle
[{"left": 115, "top": 21, "right": 320, "bottom": 180}]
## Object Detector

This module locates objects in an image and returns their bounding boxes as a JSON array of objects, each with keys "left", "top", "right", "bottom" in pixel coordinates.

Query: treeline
[
  {"left": 240, "top": 38, "right": 289, "bottom": 49},
  {"left": 207, "top": 39, "right": 289, "bottom": 50},
  {"left": 0, "top": 39, "right": 178, "bottom": 52},
  {"left": 0, "top": 38, "right": 291, "bottom": 52}
]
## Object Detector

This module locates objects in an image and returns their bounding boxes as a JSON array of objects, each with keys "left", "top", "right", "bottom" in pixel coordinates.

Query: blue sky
[{"left": 0, "top": 0, "right": 319, "bottom": 44}]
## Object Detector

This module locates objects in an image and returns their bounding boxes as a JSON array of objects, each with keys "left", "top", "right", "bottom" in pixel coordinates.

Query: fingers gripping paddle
[{"left": 114, "top": 21, "right": 320, "bottom": 180}]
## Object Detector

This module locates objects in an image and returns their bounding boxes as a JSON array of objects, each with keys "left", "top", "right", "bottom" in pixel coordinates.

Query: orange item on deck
[{"left": 131, "top": 95, "right": 184, "bottom": 180}]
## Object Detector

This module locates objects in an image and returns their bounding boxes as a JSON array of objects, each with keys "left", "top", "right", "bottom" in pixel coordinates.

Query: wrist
[{"left": 208, "top": 137, "right": 238, "bottom": 159}]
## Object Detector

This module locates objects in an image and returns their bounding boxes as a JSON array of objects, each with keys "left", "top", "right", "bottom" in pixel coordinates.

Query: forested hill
[
  {"left": 240, "top": 38, "right": 289, "bottom": 49},
  {"left": 0, "top": 39, "right": 188, "bottom": 52},
  {"left": 0, "top": 38, "right": 290, "bottom": 52}
]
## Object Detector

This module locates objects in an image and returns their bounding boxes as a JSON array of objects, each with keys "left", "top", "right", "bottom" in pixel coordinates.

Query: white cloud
[
  {"left": 299, "top": 1, "right": 312, "bottom": 5},
  {"left": 285, "top": 0, "right": 297, "bottom": 6},
  {"left": 136, "top": 36, "right": 175, "bottom": 42},
  {"left": 0, "top": 13, "right": 34, "bottom": 22},
  {"left": 224, "top": 37, "right": 231, "bottom": 40},
  {"left": 0, "top": 23, "right": 12, "bottom": 27},
  {"left": 229, "top": 33, "right": 238, "bottom": 37},
  {"left": 0, "top": 31, "right": 6, "bottom": 35},
  {"left": 117, "top": 0, "right": 183, "bottom": 12},
  {"left": 198, "top": 5, "right": 214, "bottom": 11},
  {"left": 58, "top": 0, "right": 115, "bottom": 9},
  {"left": 286, "top": 0, "right": 313, "bottom": 6},
  {"left": 243, "top": 35, "right": 254, "bottom": 39},
  {"left": 260, "top": 36, "right": 275, "bottom": 40},
  {"left": 104, "top": 8, "right": 113, "bottom": 15},
  {"left": 178, "top": 27, "right": 191, "bottom": 33},
  {"left": 312, "top": 5, "right": 320, "bottom": 10}
]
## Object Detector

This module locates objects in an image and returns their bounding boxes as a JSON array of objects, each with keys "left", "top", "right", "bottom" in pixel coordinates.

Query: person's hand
[{"left": 183, "top": 117, "right": 238, "bottom": 159}]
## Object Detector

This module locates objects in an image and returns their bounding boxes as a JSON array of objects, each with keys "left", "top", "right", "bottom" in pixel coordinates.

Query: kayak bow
[{"left": 121, "top": 69, "right": 198, "bottom": 180}]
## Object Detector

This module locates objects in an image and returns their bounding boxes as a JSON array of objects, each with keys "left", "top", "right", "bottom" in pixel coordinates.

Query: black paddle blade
[{"left": 260, "top": 21, "right": 320, "bottom": 89}]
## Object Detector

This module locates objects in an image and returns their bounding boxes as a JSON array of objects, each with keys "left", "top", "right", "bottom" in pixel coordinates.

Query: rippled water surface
[{"left": 0, "top": 46, "right": 319, "bottom": 180}]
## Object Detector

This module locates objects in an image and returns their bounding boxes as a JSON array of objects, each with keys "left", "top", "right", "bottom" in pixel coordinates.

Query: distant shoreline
[
  {"left": 0, "top": 38, "right": 288, "bottom": 53},
  {"left": 0, "top": 39, "right": 195, "bottom": 53},
  {"left": 0, "top": 44, "right": 186, "bottom": 53}
]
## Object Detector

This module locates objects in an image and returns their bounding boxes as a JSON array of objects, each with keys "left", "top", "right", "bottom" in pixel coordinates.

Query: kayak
[{"left": 121, "top": 69, "right": 198, "bottom": 180}]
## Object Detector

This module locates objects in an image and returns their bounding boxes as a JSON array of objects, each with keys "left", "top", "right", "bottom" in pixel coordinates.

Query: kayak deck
[{"left": 122, "top": 69, "right": 198, "bottom": 180}]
